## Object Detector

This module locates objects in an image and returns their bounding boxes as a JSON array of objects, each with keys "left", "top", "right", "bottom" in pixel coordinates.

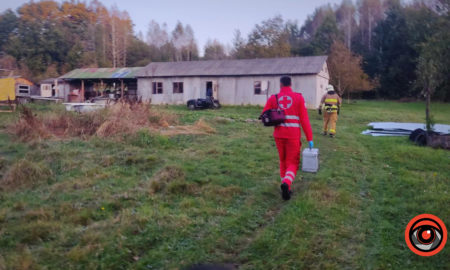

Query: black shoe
[
  {"left": 329, "top": 134, "right": 335, "bottom": 138},
  {"left": 280, "top": 183, "right": 292, "bottom": 200},
  {"left": 322, "top": 132, "right": 327, "bottom": 136}
]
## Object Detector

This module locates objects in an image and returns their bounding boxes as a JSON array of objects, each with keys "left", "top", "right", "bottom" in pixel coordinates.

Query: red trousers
[{"left": 275, "top": 138, "right": 301, "bottom": 186}]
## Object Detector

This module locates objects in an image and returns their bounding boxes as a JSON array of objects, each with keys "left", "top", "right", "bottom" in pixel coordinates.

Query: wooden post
[
  {"left": 100, "top": 79, "right": 103, "bottom": 97},
  {"left": 81, "top": 79, "right": 85, "bottom": 102},
  {"left": 54, "top": 79, "right": 58, "bottom": 97},
  {"left": 426, "top": 87, "right": 431, "bottom": 132},
  {"left": 120, "top": 79, "right": 124, "bottom": 101}
]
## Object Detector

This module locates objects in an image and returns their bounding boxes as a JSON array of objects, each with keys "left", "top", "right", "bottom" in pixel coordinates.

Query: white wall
[
  {"left": 292, "top": 75, "right": 319, "bottom": 108},
  {"left": 137, "top": 78, "right": 152, "bottom": 102},
  {"left": 315, "top": 62, "right": 330, "bottom": 108},
  {"left": 137, "top": 74, "right": 327, "bottom": 108},
  {"left": 58, "top": 82, "right": 71, "bottom": 102},
  {"left": 138, "top": 77, "right": 201, "bottom": 104}
]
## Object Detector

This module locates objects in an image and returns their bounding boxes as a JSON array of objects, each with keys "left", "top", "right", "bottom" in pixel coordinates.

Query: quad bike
[{"left": 187, "top": 97, "right": 221, "bottom": 110}]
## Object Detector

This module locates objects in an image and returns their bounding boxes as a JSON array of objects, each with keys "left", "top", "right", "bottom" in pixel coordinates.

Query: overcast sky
[{"left": 1, "top": 0, "right": 343, "bottom": 53}]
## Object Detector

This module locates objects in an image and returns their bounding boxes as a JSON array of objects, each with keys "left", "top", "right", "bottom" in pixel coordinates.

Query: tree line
[
  {"left": 0, "top": 0, "right": 448, "bottom": 100},
  {"left": 0, "top": 1, "right": 134, "bottom": 81}
]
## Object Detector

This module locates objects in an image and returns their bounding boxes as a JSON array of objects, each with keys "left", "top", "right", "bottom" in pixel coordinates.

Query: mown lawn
[{"left": 0, "top": 101, "right": 449, "bottom": 269}]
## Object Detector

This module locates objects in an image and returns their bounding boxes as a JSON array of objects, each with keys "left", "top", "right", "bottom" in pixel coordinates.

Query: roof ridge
[
  {"left": 145, "top": 55, "right": 327, "bottom": 65},
  {"left": 138, "top": 55, "right": 328, "bottom": 77}
]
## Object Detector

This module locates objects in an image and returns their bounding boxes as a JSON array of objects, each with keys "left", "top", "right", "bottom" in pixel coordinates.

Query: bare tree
[
  {"left": 109, "top": 6, "right": 132, "bottom": 67},
  {"left": 357, "top": 0, "right": 386, "bottom": 51},
  {"left": 336, "top": 0, "right": 356, "bottom": 50},
  {"left": 171, "top": 22, "right": 198, "bottom": 61},
  {"left": 328, "top": 40, "right": 373, "bottom": 102},
  {"left": 111, "top": 9, "right": 117, "bottom": 67},
  {"left": 203, "top": 39, "right": 228, "bottom": 60},
  {"left": 146, "top": 20, "right": 169, "bottom": 48}
]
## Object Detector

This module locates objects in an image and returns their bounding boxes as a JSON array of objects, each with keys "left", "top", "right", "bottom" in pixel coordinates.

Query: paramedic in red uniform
[{"left": 262, "top": 76, "right": 314, "bottom": 200}]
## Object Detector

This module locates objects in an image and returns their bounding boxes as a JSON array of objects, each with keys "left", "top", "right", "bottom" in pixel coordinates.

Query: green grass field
[{"left": 0, "top": 101, "right": 449, "bottom": 269}]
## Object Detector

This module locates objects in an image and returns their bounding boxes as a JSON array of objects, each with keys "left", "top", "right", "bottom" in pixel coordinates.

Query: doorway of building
[
  {"left": 206, "top": 81, "right": 213, "bottom": 97},
  {"left": 206, "top": 81, "right": 218, "bottom": 100}
]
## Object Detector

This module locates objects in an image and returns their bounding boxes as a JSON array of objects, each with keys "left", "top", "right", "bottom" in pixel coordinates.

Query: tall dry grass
[
  {"left": 11, "top": 106, "right": 50, "bottom": 141},
  {"left": 9, "top": 102, "right": 181, "bottom": 141},
  {"left": 159, "top": 118, "right": 216, "bottom": 136},
  {"left": 95, "top": 101, "right": 177, "bottom": 137}
]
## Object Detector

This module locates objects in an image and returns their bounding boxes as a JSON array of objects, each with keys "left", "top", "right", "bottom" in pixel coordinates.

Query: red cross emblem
[{"left": 278, "top": 96, "right": 293, "bottom": 109}]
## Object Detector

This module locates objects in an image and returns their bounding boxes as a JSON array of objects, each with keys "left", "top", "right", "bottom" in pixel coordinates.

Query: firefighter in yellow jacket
[{"left": 319, "top": 85, "right": 342, "bottom": 138}]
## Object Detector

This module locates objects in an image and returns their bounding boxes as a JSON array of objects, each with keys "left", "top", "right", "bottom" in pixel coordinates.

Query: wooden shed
[
  {"left": 59, "top": 67, "right": 143, "bottom": 102},
  {"left": 0, "top": 77, "right": 35, "bottom": 101}
]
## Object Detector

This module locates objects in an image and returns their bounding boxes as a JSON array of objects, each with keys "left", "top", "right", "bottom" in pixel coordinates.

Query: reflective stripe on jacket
[
  {"left": 262, "top": 87, "right": 313, "bottom": 140},
  {"left": 321, "top": 92, "right": 341, "bottom": 113},
  {"left": 324, "top": 104, "right": 339, "bottom": 112}
]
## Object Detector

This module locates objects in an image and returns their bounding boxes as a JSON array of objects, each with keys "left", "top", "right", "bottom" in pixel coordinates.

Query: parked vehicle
[{"left": 187, "top": 97, "right": 221, "bottom": 110}]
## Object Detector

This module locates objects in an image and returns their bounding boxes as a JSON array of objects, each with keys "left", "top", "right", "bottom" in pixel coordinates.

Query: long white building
[{"left": 136, "top": 56, "right": 329, "bottom": 108}]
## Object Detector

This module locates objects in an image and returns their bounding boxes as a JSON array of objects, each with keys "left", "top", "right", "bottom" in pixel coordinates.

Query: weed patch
[
  {"left": 159, "top": 118, "right": 216, "bottom": 136},
  {"left": 24, "top": 208, "right": 54, "bottom": 222},
  {"left": 0, "top": 157, "right": 7, "bottom": 170},
  {"left": 0, "top": 159, "right": 53, "bottom": 190},
  {"left": 167, "top": 180, "right": 200, "bottom": 195},
  {"left": 70, "top": 208, "right": 107, "bottom": 226},
  {"left": 130, "top": 130, "right": 173, "bottom": 148},
  {"left": 19, "top": 221, "right": 60, "bottom": 244},
  {"left": 4, "top": 247, "right": 36, "bottom": 270},
  {"left": 148, "top": 165, "right": 186, "bottom": 194},
  {"left": 202, "top": 185, "right": 243, "bottom": 203}
]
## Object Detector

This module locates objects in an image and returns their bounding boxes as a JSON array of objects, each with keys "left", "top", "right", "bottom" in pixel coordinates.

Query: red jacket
[{"left": 262, "top": 87, "right": 313, "bottom": 140}]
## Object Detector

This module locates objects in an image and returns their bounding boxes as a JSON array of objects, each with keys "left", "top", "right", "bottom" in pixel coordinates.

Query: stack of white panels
[{"left": 361, "top": 122, "right": 450, "bottom": 136}]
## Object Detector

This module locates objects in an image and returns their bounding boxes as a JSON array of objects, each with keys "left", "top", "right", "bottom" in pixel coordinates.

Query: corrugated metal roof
[
  {"left": 40, "top": 78, "right": 64, "bottom": 84},
  {"left": 59, "top": 67, "right": 143, "bottom": 79},
  {"left": 137, "top": 56, "right": 328, "bottom": 77}
]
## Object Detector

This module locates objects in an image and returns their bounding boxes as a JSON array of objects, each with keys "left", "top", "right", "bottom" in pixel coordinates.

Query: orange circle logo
[{"left": 405, "top": 214, "right": 447, "bottom": 256}]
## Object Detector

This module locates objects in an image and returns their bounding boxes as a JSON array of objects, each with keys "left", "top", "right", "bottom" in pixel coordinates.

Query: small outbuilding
[
  {"left": 0, "top": 76, "right": 37, "bottom": 101},
  {"left": 59, "top": 67, "right": 142, "bottom": 102},
  {"left": 40, "top": 78, "right": 65, "bottom": 98},
  {"left": 136, "top": 56, "right": 329, "bottom": 108}
]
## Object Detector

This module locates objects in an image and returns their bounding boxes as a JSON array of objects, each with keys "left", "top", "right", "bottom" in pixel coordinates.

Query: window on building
[
  {"left": 173, "top": 82, "right": 183, "bottom": 94},
  {"left": 152, "top": 82, "right": 163, "bottom": 94},
  {"left": 18, "top": 85, "right": 30, "bottom": 94},
  {"left": 254, "top": 81, "right": 262, "bottom": 95},
  {"left": 254, "top": 81, "right": 269, "bottom": 95}
]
